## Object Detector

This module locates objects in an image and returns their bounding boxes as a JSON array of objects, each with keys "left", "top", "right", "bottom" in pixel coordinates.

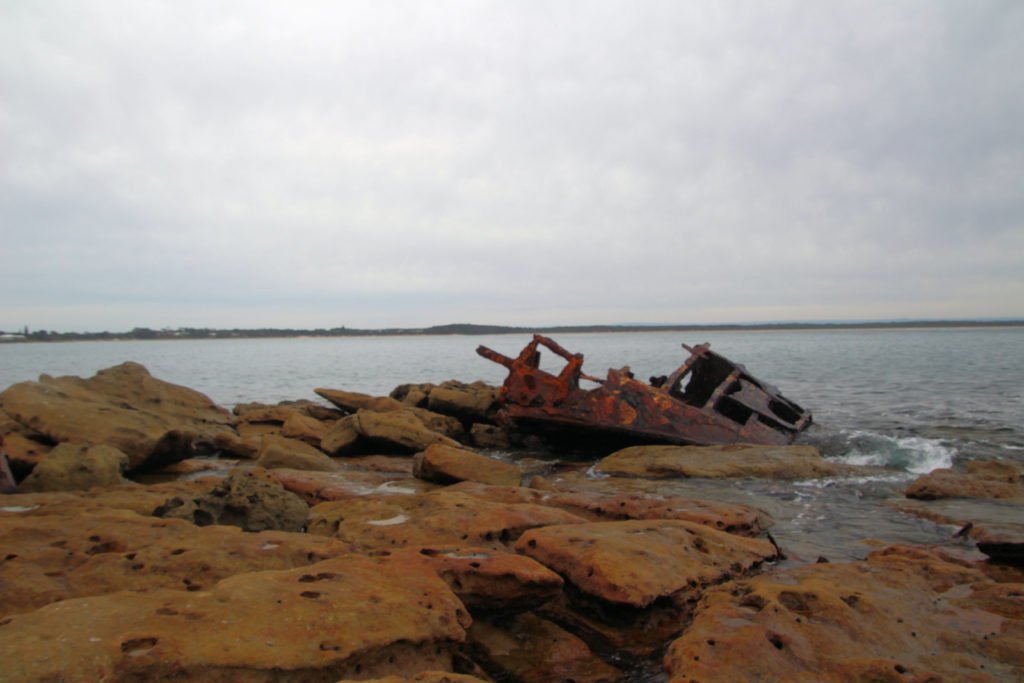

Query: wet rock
[
  {"left": 18, "top": 443, "right": 131, "bottom": 492},
  {"left": 0, "top": 502, "right": 351, "bottom": 618},
  {"left": 0, "top": 554, "right": 470, "bottom": 682},
  {"left": 516, "top": 519, "right": 778, "bottom": 609},
  {"left": 450, "top": 481, "right": 770, "bottom": 537},
  {"left": 157, "top": 457, "right": 240, "bottom": 476},
  {"left": 466, "top": 612, "right": 622, "bottom": 683},
  {"left": 596, "top": 443, "right": 856, "bottom": 480},
  {"left": 892, "top": 497, "right": 1024, "bottom": 565},
  {"left": 321, "top": 410, "right": 462, "bottom": 457},
  {"left": 255, "top": 435, "right": 341, "bottom": 472},
  {"left": 390, "top": 547, "right": 564, "bottom": 612},
  {"left": 413, "top": 444, "right": 523, "bottom": 487},
  {"left": 905, "top": 460, "right": 1024, "bottom": 500},
  {"left": 663, "top": 544, "right": 1024, "bottom": 682},
  {"left": 153, "top": 467, "right": 309, "bottom": 532},
  {"left": 307, "top": 489, "right": 587, "bottom": 552},
  {"left": 270, "top": 467, "right": 440, "bottom": 505},
  {"left": 0, "top": 362, "right": 236, "bottom": 471},
  {"left": 213, "top": 430, "right": 259, "bottom": 458}
]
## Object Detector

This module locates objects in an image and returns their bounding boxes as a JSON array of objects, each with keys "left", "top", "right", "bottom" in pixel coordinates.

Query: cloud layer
[{"left": 2, "top": 1, "right": 1022, "bottom": 331}]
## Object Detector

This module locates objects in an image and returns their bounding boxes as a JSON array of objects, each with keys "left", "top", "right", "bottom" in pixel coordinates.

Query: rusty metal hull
[{"left": 477, "top": 335, "right": 811, "bottom": 451}]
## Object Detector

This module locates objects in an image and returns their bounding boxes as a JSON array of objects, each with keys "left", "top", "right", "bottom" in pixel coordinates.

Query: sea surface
[{"left": 2, "top": 328, "right": 1022, "bottom": 564}]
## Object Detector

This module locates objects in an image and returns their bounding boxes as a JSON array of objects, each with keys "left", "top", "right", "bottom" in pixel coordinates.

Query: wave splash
[{"left": 828, "top": 430, "right": 956, "bottom": 474}]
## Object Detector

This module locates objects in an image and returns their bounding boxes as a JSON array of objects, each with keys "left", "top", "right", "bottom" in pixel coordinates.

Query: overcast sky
[{"left": 2, "top": 1, "right": 1022, "bottom": 332}]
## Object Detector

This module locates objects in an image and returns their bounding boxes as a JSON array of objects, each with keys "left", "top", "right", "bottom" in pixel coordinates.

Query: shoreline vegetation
[{"left": 3, "top": 318, "right": 1023, "bottom": 343}]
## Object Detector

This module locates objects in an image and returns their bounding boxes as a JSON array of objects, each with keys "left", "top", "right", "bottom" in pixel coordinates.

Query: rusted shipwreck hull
[{"left": 477, "top": 335, "right": 811, "bottom": 451}]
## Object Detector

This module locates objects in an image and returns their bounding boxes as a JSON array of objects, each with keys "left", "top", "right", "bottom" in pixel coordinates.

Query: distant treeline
[{"left": 2, "top": 319, "right": 1022, "bottom": 343}]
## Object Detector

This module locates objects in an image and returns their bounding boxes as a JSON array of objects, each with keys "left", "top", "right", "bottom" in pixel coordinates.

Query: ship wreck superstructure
[{"left": 477, "top": 335, "right": 811, "bottom": 451}]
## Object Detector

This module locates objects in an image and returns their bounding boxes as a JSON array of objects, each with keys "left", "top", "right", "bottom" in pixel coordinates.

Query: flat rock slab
[
  {"left": 892, "top": 497, "right": 1024, "bottom": 564},
  {"left": 307, "top": 489, "right": 588, "bottom": 552},
  {"left": 663, "top": 544, "right": 1024, "bottom": 682},
  {"left": 516, "top": 519, "right": 778, "bottom": 608},
  {"left": 0, "top": 503, "right": 351, "bottom": 618},
  {"left": 0, "top": 554, "right": 470, "bottom": 682},
  {"left": 449, "top": 481, "right": 770, "bottom": 537},
  {"left": 905, "top": 460, "right": 1024, "bottom": 500},
  {"left": 270, "top": 467, "right": 440, "bottom": 505},
  {"left": 596, "top": 444, "right": 858, "bottom": 480}
]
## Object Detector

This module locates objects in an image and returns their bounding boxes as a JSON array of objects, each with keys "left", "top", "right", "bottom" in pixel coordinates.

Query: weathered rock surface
[
  {"left": 450, "top": 481, "right": 771, "bottom": 537},
  {"left": 0, "top": 431, "right": 51, "bottom": 477},
  {"left": 316, "top": 389, "right": 466, "bottom": 441},
  {"left": 596, "top": 443, "right": 858, "bottom": 480},
  {"left": 154, "top": 467, "right": 309, "bottom": 532},
  {"left": 466, "top": 612, "right": 622, "bottom": 683},
  {"left": 516, "top": 519, "right": 778, "bottom": 609},
  {"left": 307, "top": 489, "right": 587, "bottom": 552},
  {"left": 18, "top": 443, "right": 131, "bottom": 492},
  {"left": 321, "top": 410, "right": 462, "bottom": 456},
  {"left": 413, "top": 444, "right": 523, "bottom": 487},
  {"left": 426, "top": 382, "right": 499, "bottom": 425},
  {"left": 389, "top": 547, "right": 564, "bottom": 612},
  {"left": 0, "top": 362, "right": 236, "bottom": 471},
  {"left": 0, "top": 554, "right": 471, "bottom": 682},
  {"left": 906, "top": 459, "right": 1024, "bottom": 500},
  {"left": 469, "top": 423, "right": 511, "bottom": 449},
  {"left": 255, "top": 434, "right": 342, "bottom": 472},
  {"left": 270, "top": 467, "right": 440, "bottom": 505},
  {"left": 663, "top": 544, "right": 1024, "bottom": 682},
  {"left": 337, "top": 672, "right": 488, "bottom": 683},
  {"left": 0, "top": 503, "right": 351, "bottom": 618}
]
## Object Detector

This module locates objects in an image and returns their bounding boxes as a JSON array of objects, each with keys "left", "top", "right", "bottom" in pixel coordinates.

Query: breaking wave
[{"left": 827, "top": 430, "right": 956, "bottom": 474}]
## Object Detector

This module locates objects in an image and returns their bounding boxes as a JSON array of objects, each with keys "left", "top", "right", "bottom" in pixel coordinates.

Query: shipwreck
[{"left": 477, "top": 335, "right": 811, "bottom": 451}]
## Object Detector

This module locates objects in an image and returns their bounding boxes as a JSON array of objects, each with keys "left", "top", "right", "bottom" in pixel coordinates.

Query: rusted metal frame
[{"left": 664, "top": 342, "right": 710, "bottom": 397}]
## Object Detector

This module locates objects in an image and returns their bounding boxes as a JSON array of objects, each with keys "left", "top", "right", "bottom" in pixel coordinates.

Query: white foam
[
  {"left": 1, "top": 505, "right": 39, "bottom": 513},
  {"left": 834, "top": 430, "right": 956, "bottom": 474},
  {"left": 366, "top": 514, "right": 408, "bottom": 526}
]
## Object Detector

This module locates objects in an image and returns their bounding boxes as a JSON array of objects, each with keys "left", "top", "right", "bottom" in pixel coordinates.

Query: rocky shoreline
[{"left": 1, "top": 362, "right": 1022, "bottom": 682}]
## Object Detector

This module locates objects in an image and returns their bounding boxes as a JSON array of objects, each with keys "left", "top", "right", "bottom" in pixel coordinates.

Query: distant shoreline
[{"left": 3, "top": 319, "right": 1023, "bottom": 343}]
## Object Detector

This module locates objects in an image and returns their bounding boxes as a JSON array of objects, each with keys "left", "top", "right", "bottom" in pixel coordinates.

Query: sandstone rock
[
  {"left": 317, "top": 388, "right": 406, "bottom": 413},
  {"left": 0, "top": 431, "right": 51, "bottom": 477},
  {"left": 516, "top": 519, "right": 778, "bottom": 609},
  {"left": 213, "top": 430, "right": 259, "bottom": 458},
  {"left": 906, "top": 460, "right": 1024, "bottom": 500},
  {"left": 153, "top": 467, "right": 309, "bottom": 532},
  {"left": 449, "top": 481, "right": 770, "bottom": 537},
  {"left": 307, "top": 489, "right": 587, "bottom": 552},
  {"left": 0, "top": 554, "right": 470, "bottom": 682},
  {"left": 256, "top": 435, "right": 341, "bottom": 472},
  {"left": 269, "top": 467, "right": 440, "bottom": 505},
  {"left": 0, "top": 362, "right": 236, "bottom": 471},
  {"left": 321, "top": 410, "right": 461, "bottom": 457},
  {"left": 413, "top": 444, "right": 523, "bottom": 487},
  {"left": 0, "top": 503, "right": 351, "bottom": 618},
  {"left": 0, "top": 450, "right": 15, "bottom": 494},
  {"left": 391, "top": 383, "right": 433, "bottom": 408},
  {"left": 469, "top": 423, "right": 511, "bottom": 449},
  {"left": 390, "top": 547, "right": 564, "bottom": 612},
  {"left": 157, "top": 457, "right": 240, "bottom": 476},
  {"left": 337, "top": 674, "right": 488, "bottom": 683},
  {"left": 663, "top": 544, "right": 1023, "bottom": 682},
  {"left": 19, "top": 443, "right": 131, "bottom": 492},
  {"left": 466, "top": 612, "right": 622, "bottom": 683},
  {"left": 282, "top": 412, "right": 334, "bottom": 445},
  {"left": 426, "top": 382, "right": 499, "bottom": 424},
  {"left": 596, "top": 443, "right": 857, "bottom": 480}
]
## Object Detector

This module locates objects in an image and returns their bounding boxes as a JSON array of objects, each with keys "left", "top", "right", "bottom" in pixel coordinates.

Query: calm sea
[{"left": 3, "top": 328, "right": 1022, "bottom": 563}]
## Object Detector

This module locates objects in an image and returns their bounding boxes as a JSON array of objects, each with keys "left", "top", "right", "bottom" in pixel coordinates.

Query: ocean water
[{"left": 2, "top": 328, "right": 1022, "bottom": 563}]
